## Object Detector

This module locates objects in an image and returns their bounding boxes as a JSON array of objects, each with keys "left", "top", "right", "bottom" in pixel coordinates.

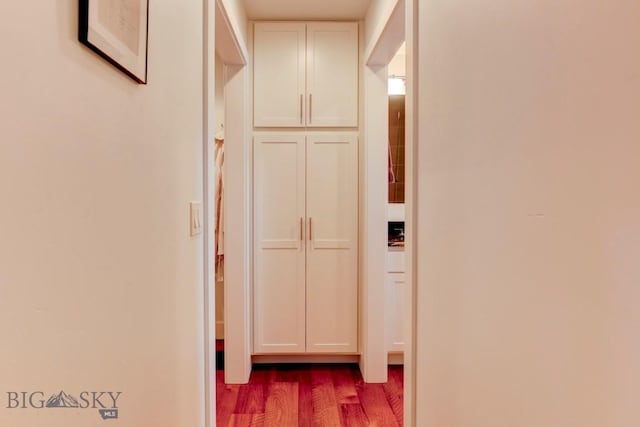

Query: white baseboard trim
[{"left": 252, "top": 354, "right": 360, "bottom": 364}]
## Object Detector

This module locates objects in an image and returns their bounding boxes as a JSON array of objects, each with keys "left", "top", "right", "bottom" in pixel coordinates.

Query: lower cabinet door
[
  {"left": 305, "top": 132, "right": 358, "bottom": 353},
  {"left": 253, "top": 133, "right": 307, "bottom": 354},
  {"left": 386, "top": 273, "right": 405, "bottom": 352},
  {"left": 253, "top": 132, "right": 358, "bottom": 354}
]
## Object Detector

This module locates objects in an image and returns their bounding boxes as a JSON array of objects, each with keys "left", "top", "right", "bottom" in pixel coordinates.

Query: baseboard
[
  {"left": 252, "top": 354, "right": 360, "bottom": 364},
  {"left": 387, "top": 352, "right": 404, "bottom": 365}
]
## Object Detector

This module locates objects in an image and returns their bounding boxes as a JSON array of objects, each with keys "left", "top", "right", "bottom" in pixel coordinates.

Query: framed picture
[{"left": 79, "top": 0, "right": 149, "bottom": 84}]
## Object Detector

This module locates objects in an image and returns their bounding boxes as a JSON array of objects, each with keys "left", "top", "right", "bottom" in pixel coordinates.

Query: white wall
[
  {"left": 214, "top": 53, "right": 226, "bottom": 136},
  {"left": 414, "top": 0, "right": 640, "bottom": 425},
  {"left": 222, "top": 63, "right": 252, "bottom": 384},
  {"left": 220, "top": 0, "right": 249, "bottom": 62},
  {"left": 388, "top": 43, "right": 405, "bottom": 77},
  {"left": 216, "top": 0, "right": 251, "bottom": 384},
  {"left": 359, "top": 61, "right": 389, "bottom": 382},
  {"left": 359, "top": 0, "right": 406, "bottom": 383},
  {"left": 0, "top": 2, "right": 205, "bottom": 426},
  {"left": 363, "top": 0, "right": 400, "bottom": 61}
]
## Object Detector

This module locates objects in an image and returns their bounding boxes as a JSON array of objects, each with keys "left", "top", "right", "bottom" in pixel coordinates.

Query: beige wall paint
[
  {"left": 0, "top": 1, "right": 205, "bottom": 426},
  {"left": 388, "top": 43, "right": 405, "bottom": 77},
  {"left": 363, "top": 0, "right": 401, "bottom": 63},
  {"left": 220, "top": 0, "right": 249, "bottom": 61},
  {"left": 215, "top": 53, "right": 226, "bottom": 136},
  {"left": 414, "top": 0, "right": 640, "bottom": 425}
]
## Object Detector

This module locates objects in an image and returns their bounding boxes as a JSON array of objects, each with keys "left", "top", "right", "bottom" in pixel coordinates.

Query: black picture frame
[{"left": 79, "top": 0, "right": 149, "bottom": 84}]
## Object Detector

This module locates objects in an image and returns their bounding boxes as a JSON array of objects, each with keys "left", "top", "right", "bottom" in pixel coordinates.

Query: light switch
[{"left": 190, "top": 201, "right": 202, "bottom": 236}]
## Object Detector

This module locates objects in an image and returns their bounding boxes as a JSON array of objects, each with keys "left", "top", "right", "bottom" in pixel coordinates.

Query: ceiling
[{"left": 243, "top": 0, "right": 372, "bottom": 20}]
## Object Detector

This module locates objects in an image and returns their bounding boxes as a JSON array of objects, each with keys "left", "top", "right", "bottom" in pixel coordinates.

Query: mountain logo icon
[{"left": 45, "top": 391, "right": 80, "bottom": 408}]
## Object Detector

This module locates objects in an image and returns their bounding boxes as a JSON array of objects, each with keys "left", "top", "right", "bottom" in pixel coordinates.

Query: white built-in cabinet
[
  {"left": 386, "top": 250, "right": 405, "bottom": 353},
  {"left": 252, "top": 21, "right": 359, "bottom": 356},
  {"left": 253, "top": 132, "right": 358, "bottom": 353},
  {"left": 253, "top": 22, "right": 359, "bottom": 127},
  {"left": 386, "top": 273, "right": 405, "bottom": 352}
]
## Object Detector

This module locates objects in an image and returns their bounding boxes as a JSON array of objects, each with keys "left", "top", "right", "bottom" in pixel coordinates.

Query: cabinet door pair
[
  {"left": 253, "top": 132, "right": 358, "bottom": 353},
  {"left": 253, "top": 22, "right": 359, "bottom": 128}
]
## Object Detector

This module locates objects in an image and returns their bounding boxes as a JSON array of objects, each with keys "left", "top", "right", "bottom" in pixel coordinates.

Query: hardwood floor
[{"left": 216, "top": 364, "right": 403, "bottom": 427}]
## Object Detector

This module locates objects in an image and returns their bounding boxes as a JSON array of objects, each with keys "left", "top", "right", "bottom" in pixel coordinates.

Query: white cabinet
[
  {"left": 253, "top": 22, "right": 359, "bottom": 128},
  {"left": 386, "top": 248, "right": 405, "bottom": 354},
  {"left": 252, "top": 133, "right": 306, "bottom": 353},
  {"left": 305, "top": 23, "right": 359, "bottom": 127},
  {"left": 386, "top": 272, "right": 405, "bottom": 352},
  {"left": 253, "top": 132, "right": 358, "bottom": 354},
  {"left": 253, "top": 23, "right": 306, "bottom": 127},
  {"left": 252, "top": 20, "right": 360, "bottom": 357}
]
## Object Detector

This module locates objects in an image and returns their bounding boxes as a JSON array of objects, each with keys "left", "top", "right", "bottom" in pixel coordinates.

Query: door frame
[
  {"left": 203, "top": 0, "right": 248, "bottom": 426},
  {"left": 205, "top": 0, "right": 418, "bottom": 423},
  {"left": 363, "top": 0, "right": 417, "bottom": 424}
]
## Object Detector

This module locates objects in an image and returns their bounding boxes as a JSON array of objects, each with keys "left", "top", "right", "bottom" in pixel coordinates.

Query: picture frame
[{"left": 79, "top": 0, "right": 149, "bottom": 84}]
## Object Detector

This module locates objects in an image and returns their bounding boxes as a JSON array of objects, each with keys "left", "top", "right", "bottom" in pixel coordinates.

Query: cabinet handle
[
  {"left": 299, "top": 94, "right": 303, "bottom": 124},
  {"left": 308, "top": 217, "right": 312, "bottom": 241},
  {"left": 300, "top": 217, "right": 303, "bottom": 241},
  {"left": 309, "top": 94, "right": 312, "bottom": 124}
]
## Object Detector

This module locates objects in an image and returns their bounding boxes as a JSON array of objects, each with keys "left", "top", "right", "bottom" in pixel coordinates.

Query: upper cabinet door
[
  {"left": 306, "top": 23, "right": 359, "bottom": 127},
  {"left": 254, "top": 23, "right": 306, "bottom": 127}
]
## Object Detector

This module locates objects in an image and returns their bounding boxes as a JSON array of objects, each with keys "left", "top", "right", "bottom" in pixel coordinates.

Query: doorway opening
[
  {"left": 203, "top": 1, "right": 250, "bottom": 426},
  {"left": 206, "top": 0, "right": 417, "bottom": 425},
  {"left": 363, "top": 0, "right": 417, "bottom": 424}
]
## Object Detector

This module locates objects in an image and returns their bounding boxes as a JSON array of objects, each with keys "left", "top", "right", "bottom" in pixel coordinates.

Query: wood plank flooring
[{"left": 217, "top": 364, "right": 403, "bottom": 427}]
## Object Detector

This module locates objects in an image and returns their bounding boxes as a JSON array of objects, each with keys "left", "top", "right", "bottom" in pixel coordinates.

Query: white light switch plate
[{"left": 190, "top": 201, "right": 202, "bottom": 236}]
